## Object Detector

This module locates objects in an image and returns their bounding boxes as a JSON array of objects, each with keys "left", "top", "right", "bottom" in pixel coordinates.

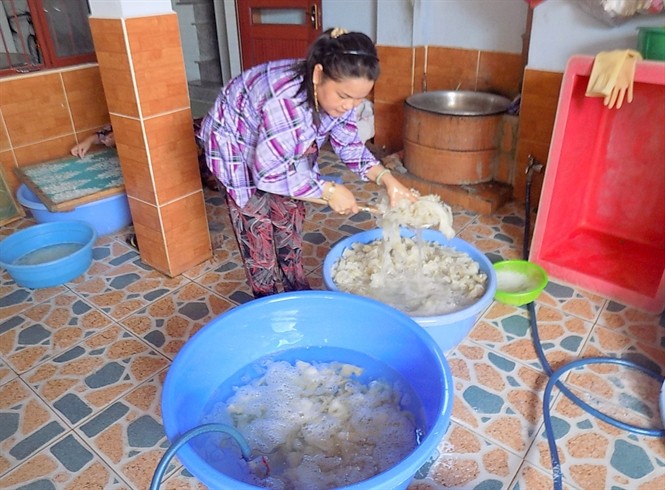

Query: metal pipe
[{"left": 523, "top": 155, "right": 544, "bottom": 260}]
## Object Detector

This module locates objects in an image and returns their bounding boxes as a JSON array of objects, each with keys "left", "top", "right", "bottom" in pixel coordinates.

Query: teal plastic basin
[{"left": 0, "top": 221, "right": 96, "bottom": 288}]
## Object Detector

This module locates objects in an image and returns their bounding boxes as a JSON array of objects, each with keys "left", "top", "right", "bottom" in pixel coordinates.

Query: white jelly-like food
[
  {"left": 332, "top": 235, "right": 487, "bottom": 316},
  {"left": 206, "top": 360, "right": 418, "bottom": 489},
  {"left": 496, "top": 270, "right": 538, "bottom": 293}
]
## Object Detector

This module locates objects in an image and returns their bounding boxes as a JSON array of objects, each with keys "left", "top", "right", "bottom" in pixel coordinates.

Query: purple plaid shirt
[{"left": 198, "top": 59, "right": 379, "bottom": 208}]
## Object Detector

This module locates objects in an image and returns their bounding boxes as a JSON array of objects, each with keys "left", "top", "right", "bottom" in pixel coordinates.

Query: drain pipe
[{"left": 521, "top": 155, "right": 665, "bottom": 490}]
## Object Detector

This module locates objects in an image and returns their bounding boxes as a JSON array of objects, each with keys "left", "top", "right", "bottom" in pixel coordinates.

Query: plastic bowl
[
  {"left": 162, "top": 291, "right": 454, "bottom": 490},
  {"left": 17, "top": 184, "right": 132, "bottom": 236},
  {"left": 0, "top": 221, "right": 96, "bottom": 288},
  {"left": 322, "top": 228, "right": 496, "bottom": 354},
  {"left": 493, "top": 260, "right": 548, "bottom": 306}
]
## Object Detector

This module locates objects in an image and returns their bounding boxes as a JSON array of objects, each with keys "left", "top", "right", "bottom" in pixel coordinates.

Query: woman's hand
[
  {"left": 383, "top": 173, "right": 417, "bottom": 207},
  {"left": 70, "top": 135, "right": 96, "bottom": 158},
  {"left": 70, "top": 131, "right": 114, "bottom": 158},
  {"left": 367, "top": 165, "right": 417, "bottom": 207},
  {"left": 324, "top": 182, "right": 359, "bottom": 215}
]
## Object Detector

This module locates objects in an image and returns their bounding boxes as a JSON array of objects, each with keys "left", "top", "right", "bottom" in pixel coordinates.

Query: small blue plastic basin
[
  {"left": 162, "top": 291, "right": 454, "bottom": 490},
  {"left": 323, "top": 228, "right": 496, "bottom": 354},
  {"left": 0, "top": 221, "right": 96, "bottom": 288}
]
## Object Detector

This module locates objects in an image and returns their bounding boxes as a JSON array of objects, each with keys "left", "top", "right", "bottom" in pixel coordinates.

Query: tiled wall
[{"left": 0, "top": 65, "right": 111, "bottom": 195}]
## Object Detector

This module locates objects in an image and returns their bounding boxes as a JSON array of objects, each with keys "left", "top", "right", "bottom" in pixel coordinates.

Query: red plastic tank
[{"left": 530, "top": 56, "right": 665, "bottom": 313}]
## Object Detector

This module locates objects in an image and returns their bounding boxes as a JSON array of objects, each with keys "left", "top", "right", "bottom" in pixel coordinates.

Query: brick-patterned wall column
[
  {"left": 514, "top": 69, "right": 563, "bottom": 205},
  {"left": 89, "top": 13, "right": 211, "bottom": 276}
]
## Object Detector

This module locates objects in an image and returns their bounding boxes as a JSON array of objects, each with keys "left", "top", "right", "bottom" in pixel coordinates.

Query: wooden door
[{"left": 236, "top": 0, "right": 322, "bottom": 70}]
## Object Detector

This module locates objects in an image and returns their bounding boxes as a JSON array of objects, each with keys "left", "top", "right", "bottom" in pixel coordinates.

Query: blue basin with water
[
  {"left": 162, "top": 291, "right": 453, "bottom": 490},
  {"left": 0, "top": 220, "right": 96, "bottom": 288}
]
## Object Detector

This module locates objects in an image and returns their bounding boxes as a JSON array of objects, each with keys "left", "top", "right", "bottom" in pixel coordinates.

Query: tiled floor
[{"left": 1, "top": 150, "right": 664, "bottom": 490}]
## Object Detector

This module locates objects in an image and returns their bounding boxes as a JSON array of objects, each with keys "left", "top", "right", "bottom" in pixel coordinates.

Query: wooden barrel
[{"left": 403, "top": 91, "right": 510, "bottom": 185}]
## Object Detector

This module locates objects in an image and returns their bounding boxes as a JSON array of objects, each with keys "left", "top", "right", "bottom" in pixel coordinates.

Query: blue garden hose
[
  {"left": 522, "top": 157, "right": 665, "bottom": 490},
  {"left": 150, "top": 423, "right": 252, "bottom": 490},
  {"left": 530, "top": 302, "right": 665, "bottom": 490}
]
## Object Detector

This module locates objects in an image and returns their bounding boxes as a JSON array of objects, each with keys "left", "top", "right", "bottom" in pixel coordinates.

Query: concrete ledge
[{"left": 381, "top": 151, "right": 513, "bottom": 215}]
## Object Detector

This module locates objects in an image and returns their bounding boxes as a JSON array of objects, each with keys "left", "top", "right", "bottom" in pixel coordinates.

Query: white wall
[
  {"left": 530, "top": 0, "right": 665, "bottom": 71},
  {"left": 371, "top": 0, "right": 528, "bottom": 52},
  {"left": 322, "top": 0, "right": 376, "bottom": 38},
  {"left": 172, "top": 1, "right": 200, "bottom": 82},
  {"left": 413, "top": 0, "right": 528, "bottom": 52},
  {"left": 89, "top": 0, "right": 172, "bottom": 18},
  {"left": 376, "top": 0, "right": 413, "bottom": 46}
]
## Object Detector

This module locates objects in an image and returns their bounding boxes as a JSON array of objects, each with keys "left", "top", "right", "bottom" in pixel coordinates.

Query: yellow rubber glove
[
  {"left": 586, "top": 50, "right": 642, "bottom": 109},
  {"left": 605, "top": 50, "right": 642, "bottom": 109},
  {"left": 586, "top": 50, "right": 629, "bottom": 98}
]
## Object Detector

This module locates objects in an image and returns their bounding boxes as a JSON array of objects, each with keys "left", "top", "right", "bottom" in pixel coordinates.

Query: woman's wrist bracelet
[
  {"left": 323, "top": 181, "right": 336, "bottom": 202},
  {"left": 375, "top": 168, "right": 391, "bottom": 186}
]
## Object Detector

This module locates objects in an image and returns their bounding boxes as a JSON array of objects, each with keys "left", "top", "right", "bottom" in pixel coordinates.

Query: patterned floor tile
[
  {"left": 408, "top": 480, "right": 445, "bottom": 489},
  {"left": 447, "top": 342, "right": 550, "bottom": 457},
  {"left": 195, "top": 258, "right": 255, "bottom": 304},
  {"left": 597, "top": 300, "right": 665, "bottom": 347},
  {"left": 0, "top": 357, "right": 16, "bottom": 386},
  {"left": 24, "top": 325, "right": 169, "bottom": 428},
  {"left": 0, "top": 378, "right": 68, "bottom": 475},
  {"left": 536, "top": 280, "right": 606, "bottom": 324},
  {"left": 0, "top": 432, "right": 130, "bottom": 489},
  {"left": 181, "top": 237, "right": 242, "bottom": 281},
  {"left": 77, "top": 372, "right": 173, "bottom": 490},
  {"left": 451, "top": 205, "right": 479, "bottom": 233},
  {"left": 509, "top": 460, "right": 578, "bottom": 490},
  {"left": 72, "top": 235, "right": 143, "bottom": 284},
  {"left": 581, "top": 323, "right": 665, "bottom": 376},
  {"left": 0, "top": 281, "right": 67, "bottom": 322},
  {"left": 0, "top": 291, "right": 113, "bottom": 374},
  {"left": 306, "top": 266, "right": 325, "bottom": 291},
  {"left": 121, "top": 283, "right": 236, "bottom": 359},
  {"left": 457, "top": 218, "right": 525, "bottom": 263},
  {"left": 472, "top": 301, "right": 594, "bottom": 372},
  {"left": 414, "top": 421, "right": 523, "bottom": 489},
  {"left": 525, "top": 389, "right": 665, "bottom": 490},
  {"left": 71, "top": 264, "right": 190, "bottom": 320},
  {"left": 305, "top": 203, "right": 378, "bottom": 237},
  {"left": 302, "top": 222, "right": 360, "bottom": 273},
  {"left": 566, "top": 324, "right": 665, "bottom": 423}
]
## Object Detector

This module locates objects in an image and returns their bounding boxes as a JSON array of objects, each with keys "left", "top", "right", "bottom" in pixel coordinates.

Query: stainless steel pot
[{"left": 405, "top": 90, "right": 511, "bottom": 116}]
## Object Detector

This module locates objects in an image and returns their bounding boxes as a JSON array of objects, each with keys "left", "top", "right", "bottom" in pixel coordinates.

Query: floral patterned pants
[{"left": 225, "top": 190, "right": 311, "bottom": 298}]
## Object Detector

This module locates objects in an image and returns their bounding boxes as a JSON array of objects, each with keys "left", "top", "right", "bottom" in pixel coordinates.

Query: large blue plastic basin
[
  {"left": 17, "top": 184, "right": 131, "bottom": 236},
  {"left": 162, "top": 291, "right": 453, "bottom": 490},
  {"left": 0, "top": 220, "right": 96, "bottom": 288},
  {"left": 323, "top": 228, "right": 496, "bottom": 354}
]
